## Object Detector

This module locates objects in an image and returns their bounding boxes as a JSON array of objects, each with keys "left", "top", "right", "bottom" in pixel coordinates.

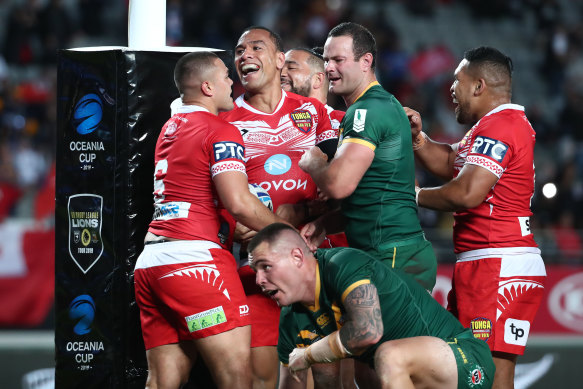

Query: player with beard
[
  {"left": 218, "top": 27, "right": 338, "bottom": 389},
  {"left": 407, "top": 46, "right": 546, "bottom": 389}
]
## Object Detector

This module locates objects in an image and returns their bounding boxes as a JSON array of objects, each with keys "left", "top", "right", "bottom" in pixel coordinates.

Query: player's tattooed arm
[{"left": 339, "top": 283, "right": 383, "bottom": 354}]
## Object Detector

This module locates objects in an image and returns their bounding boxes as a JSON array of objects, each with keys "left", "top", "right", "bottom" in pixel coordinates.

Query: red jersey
[
  {"left": 219, "top": 91, "right": 337, "bottom": 210},
  {"left": 326, "top": 104, "right": 345, "bottom": 131},
  {"left": 148, "top": 105, "right": 246, "bottom": 248},
  {"left": 452, "top": 104, "right": 538, "bottom": 253}
]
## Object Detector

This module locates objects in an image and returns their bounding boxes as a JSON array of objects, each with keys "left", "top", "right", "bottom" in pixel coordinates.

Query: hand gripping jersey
[
  {"left": 325, "top": 104, "right": 345, "bottom": 131},
  {"left": 453, "top": 104, "right": 538, "bottom": 253},
  {"left": 219, "top": 91, "right": 337, "bottom": 210},
  {"left": 148, "top": 105, "right": 245, "bottom": 248}
]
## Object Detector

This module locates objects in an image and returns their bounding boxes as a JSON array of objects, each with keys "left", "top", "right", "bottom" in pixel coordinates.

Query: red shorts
[
  {"left": 134, "top": 240, "right": 250, "bottom": 350},
  {"left": 238, "top": 264, "right": 280, "bottom": 348},
  {"left": 447, "top": 248, "right": 546, "bottom": 355}
]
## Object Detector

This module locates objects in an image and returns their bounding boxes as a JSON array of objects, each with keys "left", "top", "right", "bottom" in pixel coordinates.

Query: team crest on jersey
[
  {"left": 470, "top": 317, "right": 492, "bottom": 341},
  {"left": 467, "top": 364, "right": 485, "bottom": 387},
  {"left": 353, "top": 109, "right": 367, "bottom": 132},
  {"left": 290, "top": 110, "right": 313, "bottom": 133}
]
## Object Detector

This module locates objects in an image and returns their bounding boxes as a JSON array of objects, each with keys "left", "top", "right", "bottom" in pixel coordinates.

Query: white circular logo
[{"left": 548, "top": 272, "right": 583, "bottom": 332}]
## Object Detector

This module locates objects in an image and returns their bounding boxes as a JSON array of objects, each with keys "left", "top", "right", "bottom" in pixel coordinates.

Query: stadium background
[{"left": 0, "top": 0, "right": 582, "bottom": 388}]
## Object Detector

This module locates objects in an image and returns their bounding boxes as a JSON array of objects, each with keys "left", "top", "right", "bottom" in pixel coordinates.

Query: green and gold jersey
[
  {"left": 277, "top": 247, "right": 467, "bottom": 366},
  {"left": 337, "top": 82, "right": 422, "bottom": 252}
]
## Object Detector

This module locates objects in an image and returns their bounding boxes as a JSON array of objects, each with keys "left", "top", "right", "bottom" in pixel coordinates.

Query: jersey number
[{"left": 153, "top": 159, "right": 168, "bottom": 204}]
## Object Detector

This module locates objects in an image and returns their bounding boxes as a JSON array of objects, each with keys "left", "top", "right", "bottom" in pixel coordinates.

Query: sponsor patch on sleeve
[
  {"left": 353, "top": 109, "right": 367, "bottom": 132},
  {"left": 466, "top": 136, "right": 508, "bottom": 177},
  {"left": 213, "top": 141, "right": 245, "bottom": 162}
]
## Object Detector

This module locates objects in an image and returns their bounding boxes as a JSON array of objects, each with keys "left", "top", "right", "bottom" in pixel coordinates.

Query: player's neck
[
  {"left": 244, "top": 86, "right": 283, "bottom": 114},
  {"left": 344, "top": 75, "right": 377, "bottom": 107}
]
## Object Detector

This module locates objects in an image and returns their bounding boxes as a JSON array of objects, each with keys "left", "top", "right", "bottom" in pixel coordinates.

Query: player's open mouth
[
  {"left": 264, "top": 289, "right": 278, "bottom": 298},
  {"left": 241, "top": 64, "right": 259, "bottom": 76}
]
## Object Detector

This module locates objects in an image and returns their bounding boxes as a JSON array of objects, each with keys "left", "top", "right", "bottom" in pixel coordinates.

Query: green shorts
[
  {"left": 375, "top": 235, "right": 437, "bottom": 291},
  {"left": 447, "top": 331, "right": 495, "bottom": 389}
]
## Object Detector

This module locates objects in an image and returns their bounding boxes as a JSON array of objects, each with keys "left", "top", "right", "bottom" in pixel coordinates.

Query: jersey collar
[
  {"left": 353, "top": 81, "right": 380, "bottom": 104},
  {"left": 234, "top": 90, "right": 288, "bottom": 115},
  {"left": 174, "top": 104, "right": 210, "bottom": 114},
  {"left": 484, "top": 103, "right": 524, "bottom": 117},
  {"left": 303, "top": 263, "right": 321, "bottom": 312}
]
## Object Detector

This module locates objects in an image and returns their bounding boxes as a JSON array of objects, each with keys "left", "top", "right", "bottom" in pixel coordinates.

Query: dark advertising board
[{"left": 55, "top": 48, "right": 190, "bottom": 388}]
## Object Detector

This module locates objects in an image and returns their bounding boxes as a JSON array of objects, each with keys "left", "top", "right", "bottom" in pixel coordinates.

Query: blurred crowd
[{"left": 0, "top": 0, "right": 581, "bottom": 264}]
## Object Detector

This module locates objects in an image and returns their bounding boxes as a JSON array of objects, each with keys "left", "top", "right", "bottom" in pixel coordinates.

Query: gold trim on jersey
[
  {"left": 341, "top": 279, "right": 371, "bottom": 302},
  {"left": 343, "top": 137, "right": 376, "bottom": 151},
  {"left": 354, "top": 81, "right": 380, "bottom": 104}
]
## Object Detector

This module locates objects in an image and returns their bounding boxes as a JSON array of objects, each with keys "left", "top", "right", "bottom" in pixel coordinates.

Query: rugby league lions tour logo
[{"left": 68, "top": 194, "right": 104, "bottom": 274}]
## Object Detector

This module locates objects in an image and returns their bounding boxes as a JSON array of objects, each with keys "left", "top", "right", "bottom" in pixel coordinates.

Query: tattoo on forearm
[{"left": 340, "top": 284, "right": 383, "bottom": 352}]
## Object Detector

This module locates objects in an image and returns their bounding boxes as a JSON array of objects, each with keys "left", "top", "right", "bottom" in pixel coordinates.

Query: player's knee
[
  {"left": 374, "top": 342, "right": 410, "bottom": 381},
  {"left": 145, "top": 369, "right": 189, "bottom": 389}
]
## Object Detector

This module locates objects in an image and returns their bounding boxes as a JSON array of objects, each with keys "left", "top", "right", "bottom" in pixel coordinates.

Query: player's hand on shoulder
[
  {"left": 403, "top": 107, "right": 423, "bottom": 138},
  {"left": 300, "top": 221, "right": 326, "bottom": 252}
]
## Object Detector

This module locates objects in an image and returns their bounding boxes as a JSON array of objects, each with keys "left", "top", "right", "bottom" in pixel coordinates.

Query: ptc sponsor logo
[
  {"left": 186, "top": 306, "right": 227, "bottom": 332},
  {"left": 68, "top": 194, "right": 104, "bottom": 274},
  {"left": 470, "top": 317, "right": 492, "bottom": 341},
  {"left": 264, "top": 154, "right": 291, "bottom": 175},
  {"left": 213, "top": 141, "right": 245, "bottom": 161},
  {"left": 290, "top": 110, "right": 313, "bottom": 133},
  {"left": 73, "top": 93, "right": 102, "bottom": 135},
  {"left": 548, "top": 272, "right": 583, "bottom": 332},
  {"left": 467, "top": 365, "right": 485, "bottom": 387},
  {"left": 69, "top": 295, "right": 95, "bottom": 335},
  {"left": 504, "top": 318, "right": 530, "bottom": 346},
  {"left": 470, "top": 136, "right": 508, "bottom": 162}
]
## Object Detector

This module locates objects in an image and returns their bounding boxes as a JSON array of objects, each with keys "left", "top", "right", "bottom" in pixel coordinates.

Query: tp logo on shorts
[
  {"left": 504, "top": 318, "right": 530, "bottom": 346},
  {"left": 239, "top": 305, "right": 249, "bottom": 315},
  {"left": 470, "top": 136, "right": 508, "bottom": 162},
  {"left": 68, "top": 194, "right": 104, "bottom": 274}
]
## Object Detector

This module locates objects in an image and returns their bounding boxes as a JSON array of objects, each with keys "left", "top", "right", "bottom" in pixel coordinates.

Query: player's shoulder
[
  {"left": 478, "top": 104, "right": 534, "bottom": 138},
  {"left": 285, "top": 91, "right": 326, "bottom": 109}
]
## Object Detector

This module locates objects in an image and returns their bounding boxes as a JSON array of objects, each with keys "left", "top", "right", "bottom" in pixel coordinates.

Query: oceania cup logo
[
  {"left": 73, "top": 93, "right": 103, "bottom": 135},
  {"left": 69, "top": 295, "right": 95, "bottom": 335},
  {"left": 68, "top": 194, "right": 104, "bottom": 274}
]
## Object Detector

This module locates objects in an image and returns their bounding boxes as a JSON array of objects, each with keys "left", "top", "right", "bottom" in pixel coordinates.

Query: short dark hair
[
  {"left": 240, "top": 26, "right": 284, "bottom": 53},
  {"left": 248, "top": 223, "right": 297, "bottom": 253},
  {"left": 328, "top": 22, "right": 376, "bottom": 69},
  {"left": 287, "top": 47, "right": 325, "bottom": 73},
  {"left": 174, "top": 51, "right": 219, "bottom": 94},
  {"left": 464, "top": 46, "right": 513, "bottom": 81}
]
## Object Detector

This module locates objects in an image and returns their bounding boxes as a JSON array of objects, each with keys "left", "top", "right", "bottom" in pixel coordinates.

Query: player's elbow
[
  {"left": 324, "top": 180, "right": 357, "bottom": 200},
  {"left": 454, "top": 192, "right": 484, "bottom": 210}
]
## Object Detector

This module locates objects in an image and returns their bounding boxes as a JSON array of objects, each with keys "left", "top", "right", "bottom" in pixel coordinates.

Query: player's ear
[
  {"left": 312, "top": 72, "right": 325, "bottom": 90},
  {"left": 201, "top": 81, "right": 213, "bottom": 97},
  {"left": 360, "top": 53, "right": 373, "bottom": 72},
  {"left": 290, "top": 247, "right": 304, "bottom": 267},
  {"left": 474, "top": 79, "right": 486, "bottom": 96},
  {"left": 276, "top": 51, "right": 286, "bottom": 71}
]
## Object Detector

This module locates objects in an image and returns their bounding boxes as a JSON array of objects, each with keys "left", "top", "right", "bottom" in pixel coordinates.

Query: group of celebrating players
[{"left": 133, "top": 21, "right": 546, "bottom": 389}]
